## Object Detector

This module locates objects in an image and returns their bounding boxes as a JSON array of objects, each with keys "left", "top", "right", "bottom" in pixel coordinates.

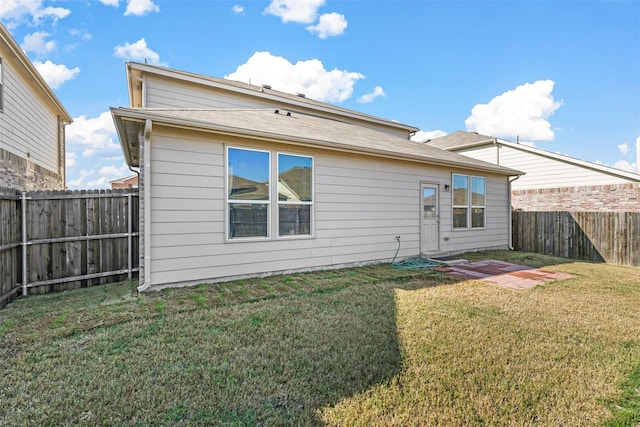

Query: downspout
[
  {"left": 137, "top": 119, "right": 153, "bottom": 292},
  {"left": 508, "top": 174, "right": 521, "bottom": 250}
]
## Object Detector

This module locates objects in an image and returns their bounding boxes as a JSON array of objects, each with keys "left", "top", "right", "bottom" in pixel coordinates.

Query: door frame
[{"left": 420, "top": 181, "right": 440, "bottom": 254}]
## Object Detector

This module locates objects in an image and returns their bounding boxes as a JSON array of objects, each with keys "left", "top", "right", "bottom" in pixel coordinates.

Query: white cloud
[
  {"left": 32, "top": 60, "right": 80, "bottom": 89},
  {"left": 618, "top": 143, "right": 629, "bottom": 155},
  {"left": 66, "top": 151, "right": 77, "bottom": 171},
  {"left": 0, "top": 0, "right": 70, "bottom": 26},
  {"left": 225, "top": 51, "right": 364, "bottom": 103},
  {"left": 306, "top": 12, "right": 347, "bottom": 39},
  {"left": 69, "top": 29, "right": 92, "bottom": 41},
  {"left": 232, "top": 5, "right": 244, "bottom": 14},
  {"left": 86, "top": 163, "right": 131, "bottom": 188},
  {"left": 264, "top": 0, "right": 324, "bottom": 23},
  {"left": 465, "top": 80, "right": 563, "bottom": 142},
  {"left": 66, "top": 112, "right": 122, "bottom": 159},
  {"left": 411, "top": 130, "right": 448, "bottom": 143},
  {"left": 612, "top": 160, "right": 638, "bottom": 173},
  {"left": 124, "top": 0, "right": 159, "bottom": 16},
  {"left": 357, "top": 86, "right": 385, "bottom": 104},
  {"left": 113, "top": 38, "right": 165, "bottom": 66},
  {"left": 99, "top": 0, "right": 119, "bottom": 6},
  {"left": 21, "top": 31, "right": 55, "bottom": 54}
]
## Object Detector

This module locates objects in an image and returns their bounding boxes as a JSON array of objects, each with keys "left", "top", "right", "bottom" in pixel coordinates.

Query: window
[
  {"left": 227, "top": 147, "right": 270, "bottom": 239},
  {"left": 226, "top": 147, "right": 313, "bottom": 240},
  {"left": 278, "top": 153, "right": 313, "bottom": 236},
  {"left": 471, "top": 176, "right": 486, "bottom": 228},
  {"left": 452, "top": 174, "right": 485, "bottom": 229}
]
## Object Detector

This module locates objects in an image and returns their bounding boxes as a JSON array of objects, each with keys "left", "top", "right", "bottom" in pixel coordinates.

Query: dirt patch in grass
[{"left": 1, "top": 251, "right": 639, "bottom": 426}]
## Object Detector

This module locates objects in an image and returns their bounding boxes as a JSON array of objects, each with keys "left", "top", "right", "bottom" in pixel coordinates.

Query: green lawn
[{"left": 0, "top": 251, "right": 639, "bottom": 426}]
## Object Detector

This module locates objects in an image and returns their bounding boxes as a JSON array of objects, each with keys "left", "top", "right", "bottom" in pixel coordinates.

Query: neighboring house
[
  {"left": 112, "top": 63, "right": 522, "bottom": 291},
  {"left": 0, "top": 23, "right": 72, "bottom": 191},
  {"left": 426, "top": 131, "right": 640, "bottom": 212},
  {"left": 110, "top": 174, "right": 139, "bottom": 189}
]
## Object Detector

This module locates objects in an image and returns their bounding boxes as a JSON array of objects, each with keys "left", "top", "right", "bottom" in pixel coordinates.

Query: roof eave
[{"left": 111, "top": 108, "right": 523, "bottom": 176}]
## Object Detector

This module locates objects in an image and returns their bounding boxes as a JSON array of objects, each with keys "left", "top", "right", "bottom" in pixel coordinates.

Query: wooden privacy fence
[
  {"left": 512, "top": 211, "right": 640, "bottom": 266},
  {"left": 0, "top": 188, "right": 139, "bottom": 308}
]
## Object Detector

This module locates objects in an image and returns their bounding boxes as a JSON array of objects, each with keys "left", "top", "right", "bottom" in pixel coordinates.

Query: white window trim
[
  {"left": 276, "top": 152, "right": 314, "bottom": 239},
  {"left": 225, "top": 146, "right": 271, "bottom": 241},
  {"left": 452, "top": 173, "right": 486, "bottom": 230},
  {"left": 225, "top": 147, "right": 315, "bottom": 242}
]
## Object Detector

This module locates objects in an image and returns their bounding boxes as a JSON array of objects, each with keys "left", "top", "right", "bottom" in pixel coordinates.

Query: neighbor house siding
[
  {"left": 0, "top": 52, "right": 60, "bottom": 174},
  {"left": 144, "top": 126, "right": 510, "bottom": 288},
  {"left": 460, "top": 145, "right": 633, "bottom": 190}
]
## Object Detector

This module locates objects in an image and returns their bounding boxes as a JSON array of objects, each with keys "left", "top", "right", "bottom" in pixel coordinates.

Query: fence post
[
  {"left": 21, "top": 192, "right": 28, "bottom": 296},
  {"left": 127, "top": 192, "right": 132, "bottom": 281}
]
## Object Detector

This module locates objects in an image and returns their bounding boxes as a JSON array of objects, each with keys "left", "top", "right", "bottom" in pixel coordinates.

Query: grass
[{"left": 0, "top": 250, "right": 639, "bottom": 426}]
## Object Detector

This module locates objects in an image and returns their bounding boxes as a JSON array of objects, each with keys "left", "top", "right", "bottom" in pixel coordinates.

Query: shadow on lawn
[{"left": 171, "top": 267, "right": 467, "bottom": 426}]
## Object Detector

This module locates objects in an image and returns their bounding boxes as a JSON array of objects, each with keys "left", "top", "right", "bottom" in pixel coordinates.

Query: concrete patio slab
[{"left": 434, "top": 260, "right": 574, "bottom": 290}]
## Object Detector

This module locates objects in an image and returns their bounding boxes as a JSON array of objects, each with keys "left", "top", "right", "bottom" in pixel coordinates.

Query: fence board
[
  {"left": 513, "top": 211, "right": 640, "bottom": 266},
  {"left": 0, "top": 188, "right": 21, "bottom": 308},
  {"left": 0, "top": 189, "right": 139, "bottom": 305}
]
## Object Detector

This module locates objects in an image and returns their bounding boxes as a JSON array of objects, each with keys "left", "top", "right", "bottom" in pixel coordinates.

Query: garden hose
[{"left": 391, "top": 237, "right": 443, "bottom": 270}]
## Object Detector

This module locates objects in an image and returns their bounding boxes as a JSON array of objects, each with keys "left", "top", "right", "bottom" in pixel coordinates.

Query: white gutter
[{"left": 137, "top": 119, "right": 153, "bottom": 292}]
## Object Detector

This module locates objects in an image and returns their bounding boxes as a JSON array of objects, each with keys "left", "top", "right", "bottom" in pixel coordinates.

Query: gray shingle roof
[
  {"left": 111, "top": 107, "right": 523, "bottom": 176},
  {"left": 426, "top": 130, "right": 495, "bottom": 150}
]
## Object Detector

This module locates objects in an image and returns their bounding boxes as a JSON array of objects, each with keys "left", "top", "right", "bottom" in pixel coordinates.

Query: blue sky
[{"left": 1, "top": 0, "right": 638, "bottom": 188}]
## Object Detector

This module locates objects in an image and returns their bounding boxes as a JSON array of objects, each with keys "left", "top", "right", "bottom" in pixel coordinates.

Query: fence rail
[
  {"left": 0, "top": 188, "right": 139, "bottom": 308},
  {"left": 512, "top": 211, "right": 640, "bottom": 266}
]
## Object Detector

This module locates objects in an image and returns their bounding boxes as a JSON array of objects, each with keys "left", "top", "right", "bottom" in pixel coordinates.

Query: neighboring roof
[
  {"left": 109, "top": 175, "right": 138, "bottom": 184},
  {"left": 111, "top": 107, "right": 523, "bottom": 177},
  {"left": 428, "top": 130, "right": 640, "bottom": 183},
  {"left": 126, "top": 62, "right": 419, "bottom": 136},
  {"left": 425, "top": 130, "right": 496, "bottom": 150},
  {"left": 0, "top": 23, "right": 72, "bottom": 123}
]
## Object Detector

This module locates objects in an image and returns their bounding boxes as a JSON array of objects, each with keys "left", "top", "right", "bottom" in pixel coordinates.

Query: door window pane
[{"left": 423, "top": 188, "right": 436, "bottom": 219}]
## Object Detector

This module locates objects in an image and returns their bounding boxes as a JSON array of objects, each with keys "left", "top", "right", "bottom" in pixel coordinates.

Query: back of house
[{"left": 113, "top": 63, "right": 522, "bottom": 291}]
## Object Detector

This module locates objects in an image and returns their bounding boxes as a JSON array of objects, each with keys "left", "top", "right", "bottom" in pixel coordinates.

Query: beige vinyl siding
[
  {"left": 461, "top": 145, "right": 633, "bottom": 189},
  {"left": 0, "top": 53, "right": 59, "bottom": 172},
  {"left": 146, "top": 127, "right": 511, "bottom": 288},
  {"left": 143, "top": 75, "right": 409, "bottom": 138}
]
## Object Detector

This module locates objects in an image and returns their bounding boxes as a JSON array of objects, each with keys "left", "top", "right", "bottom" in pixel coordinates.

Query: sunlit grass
[{"left": 0, "top": 251, "right": 638, "bottom": 426}]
